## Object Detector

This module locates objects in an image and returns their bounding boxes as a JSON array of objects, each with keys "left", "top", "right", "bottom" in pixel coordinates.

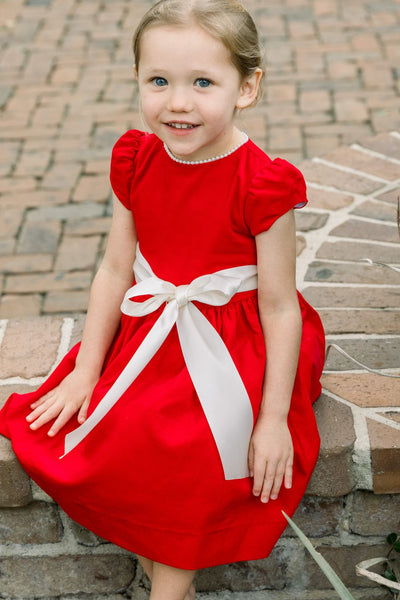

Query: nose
[{"left": 167, "top": 85, "right": 192, "bottom": 113}]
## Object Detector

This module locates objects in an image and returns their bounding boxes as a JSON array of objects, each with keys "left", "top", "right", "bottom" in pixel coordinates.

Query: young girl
[{"left": 0, "top": 1, "right": 325, "bottom": 598}]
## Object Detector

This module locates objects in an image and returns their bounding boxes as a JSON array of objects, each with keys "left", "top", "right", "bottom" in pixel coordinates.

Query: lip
[{"left": 164, "top": 122, "right": 200, "bottom": 136}]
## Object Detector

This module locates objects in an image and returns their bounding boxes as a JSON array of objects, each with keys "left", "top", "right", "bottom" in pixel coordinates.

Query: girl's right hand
[{"left": 26, "top": 368, "right": 98, "bottom": 437}]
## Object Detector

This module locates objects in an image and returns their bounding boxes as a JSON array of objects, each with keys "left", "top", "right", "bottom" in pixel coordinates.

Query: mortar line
[
  {"left": 351, "top": 143, "right": 400, "bottom": 166},
  {"left": 312, "top": 157, "right": 390, "bottom": 184},
  {"left": 49, "top": 317, "right": 74, "bottom": 375},
  {"left": 302, "top": 281, "right": 400, "bottom": 288},
  {"left": 0, "top": 319, "right": 8, "bottom": 350}
]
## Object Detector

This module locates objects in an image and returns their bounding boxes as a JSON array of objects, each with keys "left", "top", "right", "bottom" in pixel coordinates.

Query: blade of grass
[{"left": 282, "top": 511, "right": 356, "bottom": 600}]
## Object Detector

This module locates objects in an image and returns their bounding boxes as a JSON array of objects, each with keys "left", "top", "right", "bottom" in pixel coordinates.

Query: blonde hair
[{"left": 133, "top": 0, "right": 264, "bottom": 103}]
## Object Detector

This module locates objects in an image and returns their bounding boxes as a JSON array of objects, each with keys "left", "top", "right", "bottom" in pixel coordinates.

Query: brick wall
[{"left": 0, "top": 315, "right": 398, "bottom": 600}]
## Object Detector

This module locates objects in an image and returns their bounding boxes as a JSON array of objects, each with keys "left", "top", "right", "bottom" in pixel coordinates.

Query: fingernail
[
  {"left": 271, "top": 494, "right": 278, "bottom": 500},
  {"left": 261, "top": 496, "right": 268, "bottom": 503}
]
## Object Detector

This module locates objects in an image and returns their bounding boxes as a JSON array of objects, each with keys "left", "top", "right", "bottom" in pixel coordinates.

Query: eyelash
[{"left": 149, "top": 77, "right": 213, "bottom": 88}]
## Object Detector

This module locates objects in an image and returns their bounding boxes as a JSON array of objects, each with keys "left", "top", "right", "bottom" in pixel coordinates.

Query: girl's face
[{"left": 136, "top": 23, "right": 261, "bottom": 162}]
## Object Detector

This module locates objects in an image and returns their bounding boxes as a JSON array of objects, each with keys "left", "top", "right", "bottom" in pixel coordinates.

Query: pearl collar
[{"left": 163, "top": 134, "right": 249, "bottom": 165}]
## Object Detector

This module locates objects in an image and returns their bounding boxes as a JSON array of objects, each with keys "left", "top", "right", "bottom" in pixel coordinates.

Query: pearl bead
[{"left": 163, "top": 134, "right": 249, "bottom": 165}]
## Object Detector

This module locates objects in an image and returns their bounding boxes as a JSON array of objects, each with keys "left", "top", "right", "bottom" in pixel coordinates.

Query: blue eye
[
  {"left": 152, "top": 77, "right": 168, "bottom": 87},
  {"left": 195, "top": 78, "right": 212, "bottom": 88}
]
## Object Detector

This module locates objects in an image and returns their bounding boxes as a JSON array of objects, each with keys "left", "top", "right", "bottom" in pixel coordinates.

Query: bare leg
[
  {"left": 137, "top": 554, "right": 154, "bottom": 580},
  {"left": 146, "top": 560, "right": 195, "bottom": 600}
]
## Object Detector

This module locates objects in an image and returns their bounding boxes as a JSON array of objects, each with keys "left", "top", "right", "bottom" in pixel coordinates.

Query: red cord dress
[{"left": 0, "top": 131, "right": 325, "bottom": 570}]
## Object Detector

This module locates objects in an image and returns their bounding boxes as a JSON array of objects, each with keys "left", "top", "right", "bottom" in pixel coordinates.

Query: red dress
[{"left": 0, "top": 131, "right": 325, "bottom": 570}]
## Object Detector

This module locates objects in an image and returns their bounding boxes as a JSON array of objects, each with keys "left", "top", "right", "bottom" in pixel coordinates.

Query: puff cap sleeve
[
  {"left": 245, "top": 158, "right": 308, "bottom": 236},
  {"left": 110, "top": 129, "right": 146, "bottom": 210}
]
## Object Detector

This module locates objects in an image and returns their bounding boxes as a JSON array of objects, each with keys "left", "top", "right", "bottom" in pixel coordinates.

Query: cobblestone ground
[{"left": 0, "top": 0, "right": 400, "bottom": 316}]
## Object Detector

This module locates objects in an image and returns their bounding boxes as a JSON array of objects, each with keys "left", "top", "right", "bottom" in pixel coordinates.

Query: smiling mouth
[{"left": 166, "top": 122, "right": 199, "bottom": 130}]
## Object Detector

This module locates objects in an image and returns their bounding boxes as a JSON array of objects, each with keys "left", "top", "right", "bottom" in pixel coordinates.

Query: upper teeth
[{"left": 169, "top": 123, "right": 195, "bottom": 129}]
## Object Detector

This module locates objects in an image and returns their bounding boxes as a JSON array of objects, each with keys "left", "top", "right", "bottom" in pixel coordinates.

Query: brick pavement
[{"left": 0, "top": 0, "right": 400, "bottom": 316}]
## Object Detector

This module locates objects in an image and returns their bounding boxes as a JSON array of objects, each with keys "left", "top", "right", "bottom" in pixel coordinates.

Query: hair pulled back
[{"left": 133, "top": 0, "right": 264, "bottom": 103}]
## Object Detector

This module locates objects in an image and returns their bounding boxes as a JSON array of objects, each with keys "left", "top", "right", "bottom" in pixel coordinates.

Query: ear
[{"left": 236, "top": 68, "right": 263, "bottom": 109}]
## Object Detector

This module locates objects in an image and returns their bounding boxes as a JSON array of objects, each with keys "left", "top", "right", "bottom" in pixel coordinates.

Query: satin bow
[{"left": 62, "top": 244, "right": 258, "bottom": 480}]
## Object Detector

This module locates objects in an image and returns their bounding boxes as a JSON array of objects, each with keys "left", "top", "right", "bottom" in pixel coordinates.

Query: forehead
[{"left": 138, "top": 23, "right": 234, "bottom": 72}]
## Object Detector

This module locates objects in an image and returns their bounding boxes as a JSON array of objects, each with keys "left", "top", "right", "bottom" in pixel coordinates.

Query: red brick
[
  {"left": 14, "top": 150, "right": 51, "bottom": 177},
  {"left": 0, "top": 294, "right": 42, "bottom": 318},
  {"left": 269, "top": 126, "right": 302, "bottom": 151},
  {"left": 17, "top": 221, "right": 61, "bottom": 254},
  {"left": 1, "top": 190, "right": 70, "bottom": 209},
  {"left": 300, "top": 90, "right": 331, "bottom": 113},
  {"left": 317, "top": 240, "right": 400, "bottom": 263},
  {"left": 375, "top": 187, "right": 400, "bottom": 205},
  {"left": 0, "top": 316, "right": 62, "bottom": 378},
  {"left": 0, "top": 178, "right": 37, "bottom": 196},
  {"left": 5, "top": 271, "right": 92, "bottom": 294},
  {"left": 305, "top": 259, "right": 400, "bottom": 284},
  {"left": 55, "top": 235, "right": 100, "bottom": 271},
  {"left": 43, "top": 290, "right": 90, "bottom": 314},
  {"left": 305, "top": 134, "right": 341, "bottom": 158},
  {"left": 266, "top": 84, "right": 296, "bottom": 104},
  {"left": 335, "top": 99, "right": 369, "bottom": 123},
  {"left": 324, "top": 338, "right": 400, "bottom": 371},
  {"left": 295, "top": 211, "right": 328, "bottom": 231},
  {"left": 0, "top": 436, "right": 32, "bottom": 507},
  {"left": 307, "top": 544, "right": 388, "bottom": 589},
  {"left": 306, "top": 187, "right": 354, "bottom": 210},
  {"left": 302, "top": 285, "right": 400, "bottom": 309},
  {"left": 65, "top": 217, "right": 112, "bottom": 235},
  {"left": 349, "top": 491, "right": 400, "bottom": 535},
  {"left": 72, "top": 174, "right": 111, "bottom": 203},
  {"left": 319, "top": 309, "right": 400, "bottom": 335},
  {"left": 351, "top": 199, "right": 399, "bottom": 223},
  {"left": 368, "top": 419, "right": 400, "bottom": 493},
  {"left": 0, "top": 501, "right": 63, "bottom": 544},
  {"left": 289, "top": 20, "right": 316, "bottom": 39},
  {"left": 0, "top": 555, "right": 135, "bottom": 597},
  {"left": 359, "top": 132, "right": 400, "bottom": 160},
  {"left": 300, "top": 161, "right": 382, "bottom": 194},
  {"left": 323, "top": 147, "right": 400, "bottom": 181},
  {"left": 361, "top": 61, "right": 394, "bottom": 89},
  {"left": 0, "top": 207, "right": 23, "bottom": 238},
  {"left": 51, "top": 65, "right": 81, "bottom": 85},
  {"left": 84, "top": 160, "right": 111, "bottom": 174},
  {"left": 308, "top": 395, "right": 356, "bottom": 496},
  {"left": 41, "top": 162, "right": 81, "bottom": 190},
  {"left": 330, "top": 218, "right": 400, "bottom": 244},
  {"left": 0, "top": 254, "right": 53, "bottom": 273},
  {"left": 327, "top": 60, "right": 358, "bottom": 80}
]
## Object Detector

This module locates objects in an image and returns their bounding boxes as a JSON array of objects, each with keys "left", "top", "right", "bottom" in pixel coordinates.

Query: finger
[
  {"left": 252, "top": 455, "right": 267, "bottom": 497},
  {"left": 30, "top": 389, "right": 57, "bottom": 409},
  {"left": 48, "top": 405, "right": 77, "bottom": 437},
  {"left": 248, "top": 444, "right": 254, "bottom": 478},
  {"left": 26, "top": 396, "right": 58, "bottom": 423},
  {"left": 260, "top": 463, "right": 278, "bottom": 503},
  {"left": 78, "top": 395, "right": 91, "bottom": 424},
  {"left": 269, "top": 463, "right": 285, "bottom": 500},
  {"left": 29, "top": 402, "right": 63, "bottom": 431},
  {"left": 284, "top": 457, "right": 293, "bottom": 490}
]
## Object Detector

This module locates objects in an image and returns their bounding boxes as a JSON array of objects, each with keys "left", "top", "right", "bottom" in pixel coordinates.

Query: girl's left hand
[{"left": 248, "top": 417, "right": 294, "bottom": 503}]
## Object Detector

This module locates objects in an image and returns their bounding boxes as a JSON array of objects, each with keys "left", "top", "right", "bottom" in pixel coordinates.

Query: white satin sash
[{"left": 62, "top": 244, "right": 258, "bottom": 480}]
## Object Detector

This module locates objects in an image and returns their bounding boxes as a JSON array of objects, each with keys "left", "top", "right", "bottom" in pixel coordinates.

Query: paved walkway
[{"left": 0, "top": 0, "right": 400, "bottom": 317}]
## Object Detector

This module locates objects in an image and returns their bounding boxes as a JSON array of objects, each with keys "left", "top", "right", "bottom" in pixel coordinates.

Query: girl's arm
[
  {"left": 27, "top": 198, "right": 137, "bottom": 436},
  {"left": 248, "top": 209, "right": 301, "bottom": 503}
]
